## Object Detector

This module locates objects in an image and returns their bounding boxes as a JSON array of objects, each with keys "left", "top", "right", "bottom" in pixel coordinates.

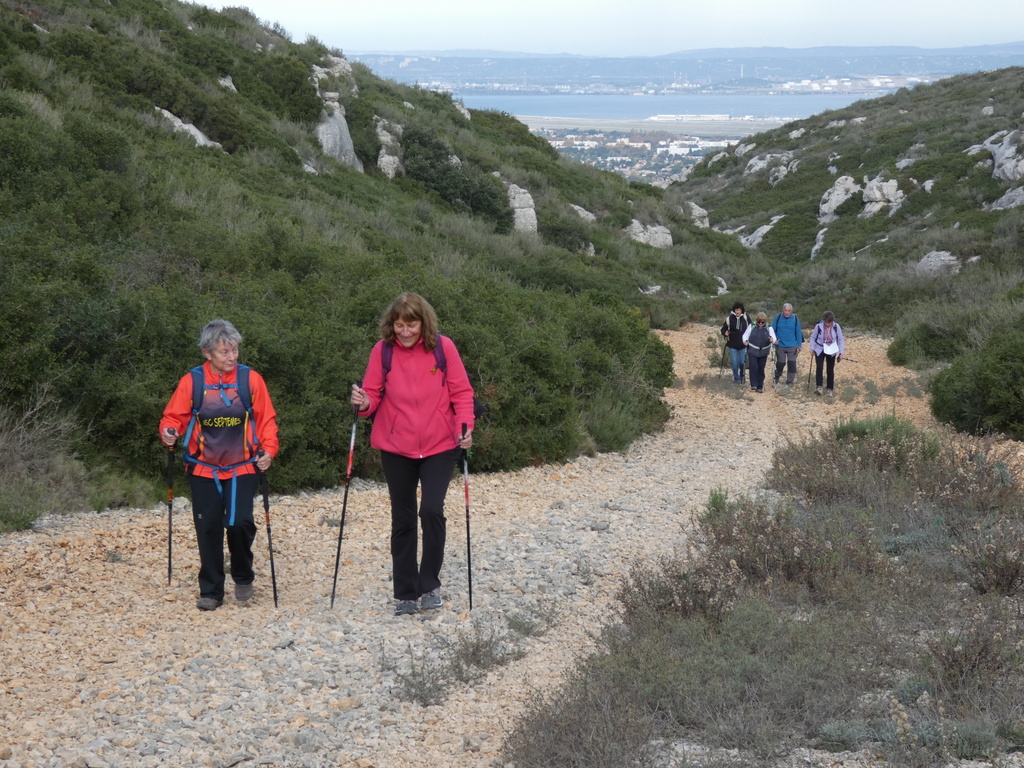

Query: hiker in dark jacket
[
  {"left": 742, "top": 311, "right": 777, "bottom": 393},
  {"left": 160, "top": 319, "right": 279, "bottom": 612},
  {"left": 771, "top": 303, "right": 803, "bottom": 387},
  {"left": 720, "top": 301, "right": 751, "bottom": 384}
]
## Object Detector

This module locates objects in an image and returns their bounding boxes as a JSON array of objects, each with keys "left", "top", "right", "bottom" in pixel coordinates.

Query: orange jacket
[{"left": 159, "top": 362, "right": 279, "bottom": 478}]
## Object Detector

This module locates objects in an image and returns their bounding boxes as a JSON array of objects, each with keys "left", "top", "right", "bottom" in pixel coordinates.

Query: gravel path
[{"left": 0, "top": 326, "right": 938, "bottom": 768}]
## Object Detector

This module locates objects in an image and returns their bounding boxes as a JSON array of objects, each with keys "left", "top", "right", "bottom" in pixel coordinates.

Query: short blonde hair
[
  {"left": 380, "top": 293, "right": 439, "bottom": 350},
  {"left": 755, "top": 311, "right": 768, "bottom": 323}
]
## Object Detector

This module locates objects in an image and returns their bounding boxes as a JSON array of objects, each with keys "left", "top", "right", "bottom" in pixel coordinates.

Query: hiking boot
[
  {"left": 235, "top": 583, "right": 254, "bottom": 602},
  {"left": 420, "top": 588, "right": 443, "bottom": 611},
  {"left": 815, "top": 386, "right": 823, "bottom": 395},
  {"left": 196, "top": 597, "right": 223, "bottom": 611},
  {"left": 395, "top": 600, "right": 418, "bottom": 616},
  {"left": 826, "top": 388, "right": 834, "bottom": 397},
  {"left": 756, "top": 387, "right": 764, "bottom": 393}
]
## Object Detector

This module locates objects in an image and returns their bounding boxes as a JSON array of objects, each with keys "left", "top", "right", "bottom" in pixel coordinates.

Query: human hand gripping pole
[
  {"left": 462, "top": 423, "right": 474, "bottom": 611},
  {"left": 258, "top": 451, "right": 279, "bottom": 608},
  {"left": 330, "top": 403, "right": 359, "bottom": 609},
  {"left": 166, "top": 428, "right": 176, "bottom": 586}
]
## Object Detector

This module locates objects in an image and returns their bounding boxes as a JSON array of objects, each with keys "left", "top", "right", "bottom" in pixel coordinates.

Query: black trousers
[
  {"left": 380, "top": 448, "right": 460, "bottom": 601},
  {"left": 188, "top": 473, "right": 258, "bottom": 601},
  {"left": 815, "top": 352, "right": 837, "bottom": 389}
]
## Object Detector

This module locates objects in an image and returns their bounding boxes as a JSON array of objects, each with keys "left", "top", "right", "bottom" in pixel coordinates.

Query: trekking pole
[
  {"left": 718, "top": 343, "right": 727, "bottom": 378},
  {"left": 806, "top": 350, "right": 814, "bottom": 392},
  {"left": 462, "top": 423, "right": 474, "bottom": 610},
  {"left": 258, "top": 455, "right": 279, "bottom": 608},
  {"left": 166, "top": 428, "right": 176, "bottom": 586},
  {"left": 330, "top": 404, "right": 359, "bottom": 609}
]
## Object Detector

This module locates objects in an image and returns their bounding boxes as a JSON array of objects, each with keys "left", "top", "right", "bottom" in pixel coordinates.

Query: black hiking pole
[
  {"left": 165, "top": 428, "right": 176, "bottom": 586},
  {"left": 806, "top": 350, "right": 814, "bottom": 392},
  {"left": 330, "top": 405, "right": 359, "bottom": 609},
  {"left": 718, "top": 343, "right": 727, "bottom": 378},
  {"left": 461, "top": 423, "right": 474, "bottom": 611},
  {"left": 258, "top": 456, "right": 279, "bottom": 608}
]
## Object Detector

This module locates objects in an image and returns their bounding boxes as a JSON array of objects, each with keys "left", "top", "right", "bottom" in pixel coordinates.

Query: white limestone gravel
[{"left": 5, "top": 325, "right": 1002, "bottom": 768}]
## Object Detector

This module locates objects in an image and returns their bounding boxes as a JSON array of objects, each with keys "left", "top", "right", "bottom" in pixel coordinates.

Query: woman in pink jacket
[{"left": 350, "top": 293, "right": 475, "bottom": 616}]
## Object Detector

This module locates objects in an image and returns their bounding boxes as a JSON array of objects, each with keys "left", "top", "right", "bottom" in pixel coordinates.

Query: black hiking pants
[{"left": 380, "top": 448, "right": 460, "bottom": 602}]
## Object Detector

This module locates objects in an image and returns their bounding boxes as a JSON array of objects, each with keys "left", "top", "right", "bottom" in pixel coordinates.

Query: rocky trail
[{"left": 1, "top": 325, "right": 938, "bottom": 768}]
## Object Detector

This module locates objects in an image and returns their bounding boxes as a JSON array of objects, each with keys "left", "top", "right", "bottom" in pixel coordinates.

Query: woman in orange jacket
[
  {"left": 159, "top": 319, "right": 279, "bottom": 611},
  {"left": 350, "top": 294, "right": 475, "bottom": 616}
]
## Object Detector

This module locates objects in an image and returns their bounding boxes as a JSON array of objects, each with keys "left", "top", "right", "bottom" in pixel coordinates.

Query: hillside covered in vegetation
[
  {"left": 2, "top": 0, "right": 1023, "bottom": 528},
  {"left": 0, "top": 0, "right": 735, "bottom": 523}
]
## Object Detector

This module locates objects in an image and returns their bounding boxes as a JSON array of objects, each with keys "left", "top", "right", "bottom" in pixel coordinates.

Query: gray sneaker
[
  {"left": 196, "top": 597, "right": 223, "bottom": 611},
  {"left": 395, "top": 600, "right": 418, "bottom": 616},
  {"left": 419, "top": 588, "right": 443, "bottom": 611},
  {"left": 815, "top": 386, "right": 823, "bottom": 395},
  {"left": 235, "top": 583, "right": 254, "bottom": 602}
]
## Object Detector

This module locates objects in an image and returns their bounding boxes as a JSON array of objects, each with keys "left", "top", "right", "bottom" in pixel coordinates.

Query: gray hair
[
  {"left": 783, "top": 303, "right": 794, "bottom": 311},
  {"left": 198, "top": 319, "right": 242, "bottom": 352}
]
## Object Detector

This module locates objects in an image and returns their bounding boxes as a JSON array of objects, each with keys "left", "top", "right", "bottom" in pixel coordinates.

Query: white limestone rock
[
  {"left": 454, "top": 102, "right": 471, "bottom": 120},
  {"left": 733, "top": 142, "right": 757, "bottom": 157},
  {"left": 625, "top": 219, "right": 673, "bottom": 249},
  {"left": 860, "top": 175, "right": 905, "bottom": 218},
  {"left": 818, "top": 175, "right": 862, "bottom": 223},
  {"left": 316, "top": 103, "right": 363, "bottom": 172},
  {"left": 827, "top": 119, "right": 846, "bottom": 129},
  {"left": 982, "top": 105, "right": 995, "bottom": 116},
  {"left": 685, "top": 202, "right": 709, "bottom": 229},
  {"left": 217, "top": 75, "right": 237, "bottom": 92},
  {"left": 810, "top": 228, "right": 828, "bottom": 260},
  {"left": 744, "top": 152, "right": 793, "bottom": 177},
  {"left": 714, "top": 276, "right": 728, "bottom": 296},
  {"left": 374, "top": 116, "right": 403, "bottom": 179},
  {"left": 788, "top": 128, "right": 806, "bottom": 139},
  {"left": 311, "top": 55, "right": 357, "bottom": 96},
  {"left": 916, "top": 250, "right": 961, "bottom": 276},
  {"left": 988, "top": 186, "right": 1024, "bottom": 211},
  {"left": 739, "top": 215, "right": 784, "bottom": 249},
  {"left": 153, "top": 107, "right": 223, "bottom": 150},
  {"left": 966, "top": 130, "right": 1024, "bottom": 181},
  {"left": 570, "top": 204, "right": 597, "bottom": 222},
  {"left": 707, "top": 151, "right": 728, "bottom": 167},
  {"left": 507, "top": 184, "right": 538, "bottom": 234}
]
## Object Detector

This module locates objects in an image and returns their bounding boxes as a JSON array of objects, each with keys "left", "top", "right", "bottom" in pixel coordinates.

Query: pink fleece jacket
[{"left": 359, "top": 335, "right": 475, "bottom": 459}]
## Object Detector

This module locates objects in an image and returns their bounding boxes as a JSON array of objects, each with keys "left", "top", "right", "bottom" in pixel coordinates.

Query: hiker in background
[
  {"left": 720, "top": 301, "right": 751, "bottom": 384},
  {"left": 160, "top": 319, "right": 279, "bottom": 611},
  {"left": 743, "top": 311, "right": 777, "bottom": 393},
  {"left": 772, "top": 303, "right": 803, "bottom": 387},
  {"left": 350, "top": 293, "right": 475, "bottom": 617},
  {"left": 809, "top": 310, "right": 845, "bottom": 397}
]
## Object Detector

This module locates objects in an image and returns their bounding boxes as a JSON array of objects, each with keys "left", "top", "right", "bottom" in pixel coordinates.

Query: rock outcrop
[
  {"left": 153, "top": 107, "right": 223, "bottom": 150},
  {"left": 625, "top": 220, "right": 673, "bottom": 249},
  {"left": 818, "top": 176, "right": 862, "bottom": 223},
  {"left": 311, "top": 55, "right": 363, "bottom": 172},
  {"left": 989, "top": 186, "right": 1024, "bottom": 211},
  {"left": 965, "top": 130, "right": 1024, "bottom": 182},
  {"left": 860, "top": 176, "right": 905, "bottom": 218},
  {"left": 570, "top": 204, "right": 597, "bottom": 222},
  {"left": 374, "top": 117, "right": 403, "bottom": 179},
  {"left": 916, "top": 250, "right": 961, "bottom": 276},
  {"left": 739, "top": 215, "right": 784, "bottom": 249},
  {"left": 685, "top": 202, "right": 709, "bottom": 229},
  {"left": 507, "top": 184, "right": 538, "bottom": 234}
]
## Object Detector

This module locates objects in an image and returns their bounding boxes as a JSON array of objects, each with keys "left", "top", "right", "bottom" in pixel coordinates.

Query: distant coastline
[
  {"left": 457, "top": 92, "right": 870, "bottom": 136},
  {"left": 516, "top": 114, "right": 790, "bottom": 137}
]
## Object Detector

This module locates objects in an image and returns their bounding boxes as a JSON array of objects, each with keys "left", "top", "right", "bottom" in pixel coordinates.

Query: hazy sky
[{"left": 201, "top": 1, "right": 1024, "bottom": 57}]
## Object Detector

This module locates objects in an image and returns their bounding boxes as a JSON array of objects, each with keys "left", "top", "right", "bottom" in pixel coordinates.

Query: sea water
[{"left": 454, "top": 92, "right": 878, "bottom": 121}]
